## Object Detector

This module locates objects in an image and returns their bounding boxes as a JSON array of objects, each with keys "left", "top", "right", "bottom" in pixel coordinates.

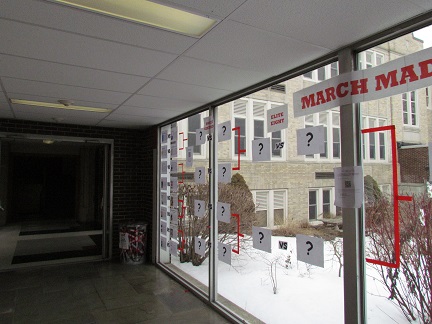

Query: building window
[
  {"left": 309, "top": 188, "right": 337, "bottom": 220},
  {"left": 426, "top": 87, "right": 431, "bottom": 109},
  {"left": 303, "top": 62, "right": 339, "bottom": 82},
  {"left": 362, "top": 117, "right": 387, "bottom": 162},
  {"left": 187, "top": 114, "right": 202, "bottom": 154},
  {"left": 304, "top": 110, "right": 340, "bottom": 161},
  {"left": 358, "top": 50, "right": 384, "bottom": 69},
  {"left": 254, "top": 190, "right": 287, "bottom": 227},
  {"left": 232, "top": 99, "right": 285, "bottom": 160},
  {"left": 402, "top": 91, "right": 418, "bottom": 126}
]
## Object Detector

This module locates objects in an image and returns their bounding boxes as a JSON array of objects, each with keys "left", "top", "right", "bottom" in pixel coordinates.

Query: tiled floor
[{"left": 0, "top": 261, "right": 231, "bottom": 323}]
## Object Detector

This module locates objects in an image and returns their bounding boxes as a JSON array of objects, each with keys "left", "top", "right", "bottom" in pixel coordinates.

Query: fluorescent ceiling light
[
  {"left": 51, "top": 0, "right": 217, "bottom": 37},
  {"left": 10, "top": 99, "right": 111, "bottom": 113}
]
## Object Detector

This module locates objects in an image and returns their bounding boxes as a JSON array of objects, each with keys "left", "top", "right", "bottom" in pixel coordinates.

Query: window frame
[
  {"left": 308, "top": 188, "right": 337, "bottom": 220},
  {"left": 362, "top": 116, "right": 388, "bottom": 163},
  {"left": 253, "top": 189, "right": 287, "bottom": 228},
  {"left": 402, "top": 91, "right": 418, "bottom": 127}
]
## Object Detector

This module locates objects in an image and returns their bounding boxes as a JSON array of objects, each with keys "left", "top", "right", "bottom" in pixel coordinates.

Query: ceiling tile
[
  {"left": 138, "top": 79, "right": 232, "bottom": 102},
  {"left": 0, "top": 91, "right": 7, "bottom": 102},
  {"left": 97, "top": 119, "right": 150, "bottom": 129},
  {"left": 114, "top": 106, "right": 181, "bottom": 118},
  {"left": 185, "top": 20, "right": 329, "bottom": 74},
  {"left": 0, "top": 20, "right": 177, "bottom": 77},
  {"left": 105, "top": 113, "right": 165, "bottom": 124},
  {"left": 158, "top": 56, "right": 266, "bottom": 91},
  {"left": 406, "top": 0, "right": 432, "bottom": 10},
  {"left": 0, "top": 0, "right": 198, "bottom": 54},
  {"left": 0, "top": 55, "right": 150, "bottom": 94},
  {"left": 13, "top": 111, "right": 103, "bottom": 126},
  {"left": 123, "top": 94, "right": 202, "bottom": 111},
  {"left": 0, "top": 103, "right": 13, "bottom": 118},
  {"left": 3, "top": 78, "right": 130, "bottom": 106},
  {"left": 229, "top": 0, "right": 424, "bottom": 50},
  {"left": 157, "top": 0, "right": 245, "bottom": 18}
]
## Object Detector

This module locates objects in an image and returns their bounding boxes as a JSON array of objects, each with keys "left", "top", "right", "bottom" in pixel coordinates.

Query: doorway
[{"left": 0, "top": 135, "right": 112, "bottom": 270}]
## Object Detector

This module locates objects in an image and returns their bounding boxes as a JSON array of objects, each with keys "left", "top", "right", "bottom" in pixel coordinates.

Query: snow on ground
[{"left": 173, "top": 236, "right": 410, "bottom": 323}]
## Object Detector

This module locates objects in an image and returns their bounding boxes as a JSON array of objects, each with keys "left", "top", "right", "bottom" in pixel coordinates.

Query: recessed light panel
[
  {"left": 10, "top": 99, "right": 111, "bottom": 113},
  {"left": 51, "top": 0, "right": 217, "bottom": 37}
]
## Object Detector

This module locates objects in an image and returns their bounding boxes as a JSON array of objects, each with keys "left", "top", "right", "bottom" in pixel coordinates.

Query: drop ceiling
[{"left": 0, "top": 0, "right": 431, "bottom": 129}]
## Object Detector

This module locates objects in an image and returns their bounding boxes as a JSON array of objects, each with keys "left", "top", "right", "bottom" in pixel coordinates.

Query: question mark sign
[
  {"left": 221, "top": 206, "right": 225, "bottom": 216},
  {"left": 222, "top": 167, "right": 226, "bottom": 177},
  {"left": 306, "top": 241, "right": 313, "bottom": 255},
  {"left": 199, "top": 131, "right": 203, "bottom": 140},
  {"left": 258, "top": 143, "right": 264, "bottom": 154},
  {"left": 223, "top": 246, "right": 227, "bottom": 256},
  {"left": 222, "top": 125, "right": 227, "bottom": 136},
  {"left": 199, "top": 169, "right": 202, "bottom": 178},
  {"left": 198, "top": 203, "right": 201, "bottom": 211},
  {"left": 306, "top": 132, "right": 313, "bottom": 146},
  {"left": 198, "top": 241, "right": 202, "bottom": 249},
  {"left": 259, "top": 231, "right": 264, "bottom": 243}
]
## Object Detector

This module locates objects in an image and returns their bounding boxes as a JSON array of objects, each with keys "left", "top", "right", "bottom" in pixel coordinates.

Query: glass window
[
  {"left": 188, "top": 114, "right": 201, "bottom": 154},
  {"left": 308, "top": 190, "right": 317, "bottom": 220}
]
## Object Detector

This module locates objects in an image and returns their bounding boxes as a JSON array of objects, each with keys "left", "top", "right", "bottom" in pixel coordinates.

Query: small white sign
[
  {"left": 218, "top": 121, "right": 231, "bottom": 142},
  {"left": 194, "top": 237, "right": 206, "bottom": 257},
  {"left": 119, "top": 232, "right": 130, "bottom": 249},
  {"left": 161, "top": 161, "right": 167, "bottom": 174},
  {"left": 218, "top": 163, "right": 231, "bottom": 183},
  {"left": 334, "top": 166, "right": 364, "bottom": 208},
  {"left": 161, "top": 192, "right": 167, "bottom": 206},
  {"left": 203, "top": 116, "right": 215, "bottom": 135},
  {"left": 171, "top": 124, "right": 178, "bottom": 142},
  {"left": 170, "top": 161, "right": 178, "bottom": 173},
  {"left": 194, "top": 199, "right": 206, "bottom": 218},
  {"left": 170, "top": 177, "right": 178, "bottom": 192},
  {"left": 160, "top": 221, "right": 167, "bottom": 236},
  {"left": 252, "top": 138, "right": 271, "bottom": 162},
  {"left": 218, "top": 242, "right": 231, "bottom": 265},
  {"left": 171, "top": 143, "right": 178, "bottom": 158},
  {"left": 296, "top": 234, "right": 324, "bottom": 268},
  {"left": 170, "top": 225, "right": 178, "bottom": 240},
  {"left": 160, "top": 236, "right": 167, "bottom": 251},
  {"left": 171, "top": 193, "right": 178, "bottom": 208},
  {"left": 217, "top": 202, "right": 231, "bottom": 223},
  {"left": 161, "top": 130, "right": 168, "bottom": 144},
  {"left": 169, "top": 240, "right": 178, "bottom": 256},
  {"left": 252, "top": 226, "right": 272, "bottom": 253},
  {"left": 161, "top": 145, "right": 167, "bottom": 159},
  {"left": 170, "top": 208, "right": 178, "bottom": 224},
  {"left": 267, "top": 104, "right": 288, "bottom": 133},
  {"left": 160, "top": 207, "right": 167, "bottom": 221},
  {"left": 297, "top": 126, "right": 325, "bottom": 155},
  {"left": 186, "top": 146, "right": 194, "bottom": 167},
  {"left": 196, "top": 128, "right": 206, "bottom": 145},
  {"left": 195, "top": 167, "right": 206, "bottom": 184},
  {"left": 161, "top": 177, "right": 167, "bottom": 190}
]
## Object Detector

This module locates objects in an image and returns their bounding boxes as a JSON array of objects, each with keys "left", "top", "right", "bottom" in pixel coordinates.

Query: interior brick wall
[{"left": 0, "top": 118, "right": 157, "bottom": 262}]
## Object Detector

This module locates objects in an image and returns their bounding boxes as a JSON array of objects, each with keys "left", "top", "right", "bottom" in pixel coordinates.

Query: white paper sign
[
  {"left": 170, "top": 208, "right": 178, "bottom": 224},
  {"left": 161, "top": 161, "right": 167, "bottom": 174},
  {"left": 195, "top": 167, "right": 206, "bottom": 184},
  {"left": 170, "top": 177, "right": 178, "bottom": 192},
  {"left": 252, "top": 138, "right": 271, "bottom": 162},
  {"left": 169, "top": 240, "right": 178, "bottom": 256},
  {"left": 161, "top": 130, "right": 168, "bottom": 144},
  {"left": 252, "top": 226, "right": 272, "bottom": 253},
  {"left": 267, "top": 104, "right": 288, "bottom": 133},
  {"left": 196, "top": 128, "right": 206, "bottom": 145},
  {"left": 161, "top": 145, "right": 167, "bottom": 159},
  {"left": 194, "top": 237, "right": 206, "bottom": 257},
  {"left": 334, "top": 166, "right": 364, "bottom": 208},
  {"left": 186, "top": 146, "right": 194, "bottom": 167},
  {"left": 171, "top": 143, "right": 178, "bottom": 158},
  {"left": 217, "top": 202, "right": 231, "bottom": 223},
  {"left": 218, "top": 163, "right": 231, "bottom": 183},
  {"left": 218, "top": 121, "right": 231, "bottom": 142},
  {"left": 296, "top": 234, "right": 324, "bottom": 268},
  {"left": 218, "top": 242, "right": 231, "bottom": 265},
  {"left": 160, "top": 236, "right": 167, "bottom": 251},
  {"left": 161, "top": 192, "right": 167, "bottom": 206},
  {"left": 170, "top": 161, "right": 178, "bottom": 173},
  {"left": 119, "top": 232, "right": 130, "bottom": 249},
  {"left": 171, "top": 124, "right": 178, "bottom": 142},
  {"left": 160, "top": 221, "right": 168, "bottom": 236},
  {"left": 161, "top": 177, "right": 167, "bottom": 190},
  {"left": 160, "top": 207, "right": 167, "bottom": 221},
  {"left": 203, "top": 116, "right": 214, "bottom": 135},
  {"left": 297, "top": 126, "right": 325, "bottom": 155},
  {"left": 194, "top": 199, "right": 206, "bottom": 218}
]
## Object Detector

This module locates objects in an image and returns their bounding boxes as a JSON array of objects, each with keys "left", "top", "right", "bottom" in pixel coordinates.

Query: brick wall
[
  {"left": 398, "top": 146, "right": 429, "bottom": 183},
  {"left": 0, "top": 118, "right": 157, "bottom": 261}
]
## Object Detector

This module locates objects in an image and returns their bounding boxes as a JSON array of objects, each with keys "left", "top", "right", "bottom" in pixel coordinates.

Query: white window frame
[
  {"left": 232, "top": 98, "right": 286, "bottom": 161},
  {"left": 358, "top": 50, "right": 385, "bottom": 69},
  {"left": 304, "top": 109, "right": 341, "bottom": 161},
  {"left": 402, "top": 91, "right": 418, "bottom": 127},
  {"left": 303, "top": 62, "right": 339, "bottom": 82},
  {"left": 308, "top": 188, "right": 337, "bottom": 220},
  {"left": 362, "top": 116, "right": 388, "bottom": 163},
  {"left": 253, "top": 190, "right": 287, "bottom": 228}
]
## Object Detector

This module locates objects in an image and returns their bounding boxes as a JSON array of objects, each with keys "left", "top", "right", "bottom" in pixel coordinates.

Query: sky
[{"left": 413, "top": 25, "right": 432, "bottom": 48}]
